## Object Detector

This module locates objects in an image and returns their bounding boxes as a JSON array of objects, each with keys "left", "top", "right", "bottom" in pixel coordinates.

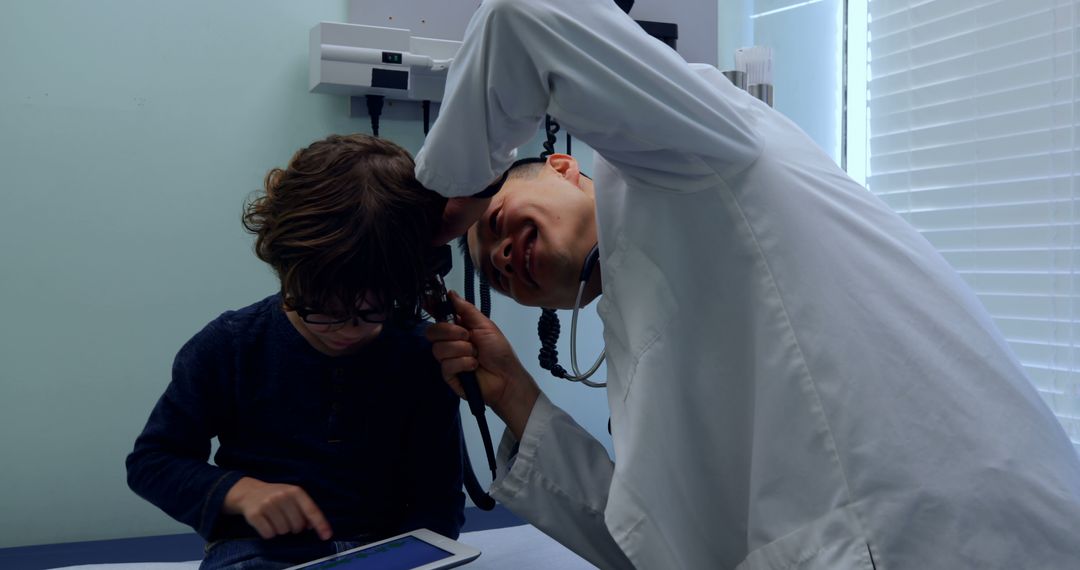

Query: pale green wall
[
  {"left": 0, "top": 0, "right": 613, "bottom": 549},
  {"left": 0, "top": 0, "right": 385, "bottom": 548}
]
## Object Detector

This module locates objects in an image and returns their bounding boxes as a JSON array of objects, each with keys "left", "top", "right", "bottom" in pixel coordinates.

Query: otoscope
[
  {"left": 423, "top": 244, "right": 497, "bottom": 510},
  {"left": 396, "top": 97, "right": 497, "bottom": 510}
]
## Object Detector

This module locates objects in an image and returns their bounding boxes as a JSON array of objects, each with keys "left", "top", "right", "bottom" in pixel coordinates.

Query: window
[
  {"left": 862, "top": 0, "right": 1080, "bottom": 454},
  {"left": 752, "top": 0, "right": 845, "bottom": 164}
]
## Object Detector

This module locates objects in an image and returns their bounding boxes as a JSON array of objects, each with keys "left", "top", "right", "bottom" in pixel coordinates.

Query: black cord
[
  {"left": 460, "top": 245, "right": 497, "bottom": 502},
  {"left": 566, "top": 133, "right": 572, "bottom": 155},
  {"left": 536, "top": 115, "right": 571, "bottom": 379},
  {"left": 464, "top": 251, "right": 476, "bottom": 307},
  {"left": 538, "top": 308, "right": 569, "bottom": 379},
  {"left": 422, "top": 100, "right": 431, "bottom": 136},
  {"left": 461, "top": 433, "right": 496, "bottom": 510},
  {"left": 540, "top": 246, "right": 601, "bottom": 381},
  {"left": 541, "top": 115, "right": 560, "bottom": 159},
  {"left": 462, "top": 243, "right": 492, "bottom": 319},
  {"left": 479, "top": 274, "right": 491, "bottom": 317},
  {"left": 447, "top": 254, "right": 495, "bottom": 510},
  {"left": 366, "top": 94, "right": 384, "bottom": 137}
]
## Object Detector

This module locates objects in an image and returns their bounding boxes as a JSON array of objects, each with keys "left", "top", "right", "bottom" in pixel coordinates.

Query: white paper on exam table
[{"left": 48, "top": 524, "right": 599, "bottom": 570}]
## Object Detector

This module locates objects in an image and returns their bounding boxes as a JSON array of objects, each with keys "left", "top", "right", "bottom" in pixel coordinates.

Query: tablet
[{"left": 285, "top": 528, "right": 481, "bottom": 570}]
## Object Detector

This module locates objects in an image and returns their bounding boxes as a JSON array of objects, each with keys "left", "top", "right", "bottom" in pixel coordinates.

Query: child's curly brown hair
[{"left": 243, "top": 134, "right": 447, "bottom": 322}]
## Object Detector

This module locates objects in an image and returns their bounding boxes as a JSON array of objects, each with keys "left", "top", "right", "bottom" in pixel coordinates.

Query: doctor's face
[{"left": 466, "top": 155, "right": 599, "bottom": 309}]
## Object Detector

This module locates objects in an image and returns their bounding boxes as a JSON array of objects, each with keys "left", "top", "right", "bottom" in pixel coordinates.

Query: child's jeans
[{"left": 200, "top": 533, "right": 374, "bottom": 569}]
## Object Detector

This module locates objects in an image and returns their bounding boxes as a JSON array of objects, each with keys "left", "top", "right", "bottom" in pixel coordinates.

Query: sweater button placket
[{"left": 327, "top": 367, "right": 346, "bottom": 443}]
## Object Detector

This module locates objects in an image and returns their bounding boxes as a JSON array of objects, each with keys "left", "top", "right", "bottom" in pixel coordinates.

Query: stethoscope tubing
[{"left": 564, "top": 244, "right": 606, "bottom": 387}]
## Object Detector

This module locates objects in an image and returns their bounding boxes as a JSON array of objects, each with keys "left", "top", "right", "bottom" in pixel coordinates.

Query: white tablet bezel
[{"left": 284, "top": 528, "right": 481, "bottom": 570}]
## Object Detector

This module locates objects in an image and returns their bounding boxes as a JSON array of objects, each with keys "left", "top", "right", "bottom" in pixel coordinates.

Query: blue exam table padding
[{"left": 0, "top": 505, "right": 525, "bottom": 570}]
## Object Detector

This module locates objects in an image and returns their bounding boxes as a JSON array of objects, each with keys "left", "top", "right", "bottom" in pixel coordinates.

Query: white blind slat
[
  {"left": 867, "top": 0, "right": 1078, "bottom": 452},
  {"left": 873, "top": 175, "right": 1073, "bottom": 201},
  {"left": 871, "top": 10, "right": 1063, "bottom": 74},
  {"left": 871, "top": 114, "right": 1072, "bottom": 160},
  {"left": 870, "top": 0, "right": 1063, "bottom": 39},
  {"left": 871, "top": 152, "right": 1074, "bottom": 191}
]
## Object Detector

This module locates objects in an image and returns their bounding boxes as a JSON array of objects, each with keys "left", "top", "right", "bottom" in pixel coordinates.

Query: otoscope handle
[
  {"left": 434, "top": 295, "right": 489, "bottom": 419},
  {"left": 427, "top": 273, "right": 498, "bottom": 481}
]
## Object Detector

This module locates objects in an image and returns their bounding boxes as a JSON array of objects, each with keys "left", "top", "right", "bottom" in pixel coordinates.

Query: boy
[{"left": 127, "top": 134, "right": 464, "bottom": 569}]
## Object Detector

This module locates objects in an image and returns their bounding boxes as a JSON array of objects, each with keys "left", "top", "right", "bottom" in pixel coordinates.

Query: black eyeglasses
[{"left": 295, "top": 307, "right": 389, "bottom": 328}]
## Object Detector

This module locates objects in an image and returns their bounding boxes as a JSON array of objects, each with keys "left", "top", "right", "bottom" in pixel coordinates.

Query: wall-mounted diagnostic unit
[
  {"left": 309, "top": 21, "right": 461, "bottom": 103},
  {"left": 309, "top": 1, "right": 707, "bottom": 118}
]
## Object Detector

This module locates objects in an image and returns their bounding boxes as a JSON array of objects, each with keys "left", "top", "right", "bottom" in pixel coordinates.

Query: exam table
[{"left": 0, "top": 506, "right": 597, "bottom": 570}]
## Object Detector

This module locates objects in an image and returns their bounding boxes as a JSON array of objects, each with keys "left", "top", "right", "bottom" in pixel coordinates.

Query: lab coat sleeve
[
  {"left": 490, "top": 393, "right": 634, "bottom": 570},
  {"left": 415, "top": 0, "right": 764, "bottom": 196}
]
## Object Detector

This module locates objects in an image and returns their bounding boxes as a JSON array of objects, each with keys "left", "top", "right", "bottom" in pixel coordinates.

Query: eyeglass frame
[{"left": 293, "top": 306, "right": 390, "bottom": 328}]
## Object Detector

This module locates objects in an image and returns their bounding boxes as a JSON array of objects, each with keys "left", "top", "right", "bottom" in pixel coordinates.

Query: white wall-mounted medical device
[
  {"left": 311, "top": 0, "right": 719, "bottom": 119},
  {"left": 309, "top": 21, "right": 461, "bottom": 103}
]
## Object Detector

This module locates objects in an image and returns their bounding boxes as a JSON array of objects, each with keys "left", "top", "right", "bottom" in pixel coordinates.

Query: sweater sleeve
[
  {"left": 125, "top": 319, "right": 244, "bottom": 540},
  {"left": 414, "top": 0, "right": 763, "bottom": 197}
]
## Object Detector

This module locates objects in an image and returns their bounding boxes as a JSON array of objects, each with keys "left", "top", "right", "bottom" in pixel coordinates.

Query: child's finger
[{"left": 296, "top": 492, "right": 333, "bottom": 541}]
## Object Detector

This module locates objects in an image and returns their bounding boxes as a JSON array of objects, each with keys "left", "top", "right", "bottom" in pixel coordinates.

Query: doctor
[{"left": 415, "top": 0, "right": 1080, "bottom": 568}]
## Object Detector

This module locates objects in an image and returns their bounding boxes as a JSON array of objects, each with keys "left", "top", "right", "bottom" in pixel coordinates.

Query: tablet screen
[{"left": 303, "top": 535, "right": 453, "bottom": 570}]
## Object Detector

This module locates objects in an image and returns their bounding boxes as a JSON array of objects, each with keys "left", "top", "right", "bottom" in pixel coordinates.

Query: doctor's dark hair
[
  {"left": 456, "top": 159, "right": 549, "bottom": 264},
  {"left": 243, "top": 133, "right": 447, "bottom": 322}
]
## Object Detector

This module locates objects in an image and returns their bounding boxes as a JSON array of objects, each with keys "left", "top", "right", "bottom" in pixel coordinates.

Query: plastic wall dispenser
[{"left": 309, "top": 21, "right": 461, "bottom": 103}]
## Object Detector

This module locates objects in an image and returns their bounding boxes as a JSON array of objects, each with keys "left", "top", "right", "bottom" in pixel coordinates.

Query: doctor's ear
[{"left": 546, "top": 154, "right": 581, "bottom": 185}]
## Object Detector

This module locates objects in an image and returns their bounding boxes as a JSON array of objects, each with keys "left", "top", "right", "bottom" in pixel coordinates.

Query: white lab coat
[{"left": 415, "top": 0, "right": 1080, "bottom": 568}]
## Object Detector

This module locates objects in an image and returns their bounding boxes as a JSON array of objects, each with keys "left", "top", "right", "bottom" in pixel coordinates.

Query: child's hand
[{"left": 223, "top": 476, "right": 333, "bottom": 540}]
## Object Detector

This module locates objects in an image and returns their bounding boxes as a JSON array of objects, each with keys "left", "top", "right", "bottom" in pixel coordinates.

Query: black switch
[{"left": 382, "top": 51, "right": 403, "bottom": 64}]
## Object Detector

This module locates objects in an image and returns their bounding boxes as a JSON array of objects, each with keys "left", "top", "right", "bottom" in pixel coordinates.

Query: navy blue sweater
[{"left": 126, "top": 295, "right": 465, "bottom": 542}]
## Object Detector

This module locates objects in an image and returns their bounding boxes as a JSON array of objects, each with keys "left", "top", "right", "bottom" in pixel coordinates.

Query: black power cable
[
  {"left": 422, "top": 100, "right": 431, "bottom": 136},
  {"left": 538, "top": 309, "right": 569, "bottom": 379},
  {"left": 537, "top": 115, "right": 571, "bottom": 380},
  {"left": 367, "top": 94, "right": 384, "bottom": 137}
]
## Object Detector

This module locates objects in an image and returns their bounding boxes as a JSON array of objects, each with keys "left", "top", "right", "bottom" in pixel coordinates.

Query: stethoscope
[
  {"left": 475, "top": 155, "right": 609, "bottom": 389},
  {"left": 474, "top": 139, "right": 610, "bottom": 389},
  {"left": 552, "top": 243, "right": 606, "bottom": 388}
]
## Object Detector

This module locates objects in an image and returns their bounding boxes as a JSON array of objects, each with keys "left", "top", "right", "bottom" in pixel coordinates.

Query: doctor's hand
[
  {"left": 432, "top": 197, "right": 490, "bottom": 245},
  {"left": 223, "top": 477, "right": 333, "bottom": 541},
  {"left": 426, "top": 292, "right": 541, "bottom": 440}
]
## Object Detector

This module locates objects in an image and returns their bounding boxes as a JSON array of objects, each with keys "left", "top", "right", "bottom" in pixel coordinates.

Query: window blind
[{"left": 866, "top": 0, "right": 1079, "bottom": 454}]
